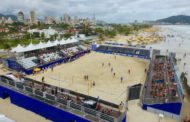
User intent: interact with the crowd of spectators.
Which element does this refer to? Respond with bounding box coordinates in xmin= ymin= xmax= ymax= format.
xmin=18 ymin=43 xmax=88 ymax=69
xmin=24 ymin=77 xmax=121 ymax=118
xmin=149 ymin=56 xmax=179 ymax=103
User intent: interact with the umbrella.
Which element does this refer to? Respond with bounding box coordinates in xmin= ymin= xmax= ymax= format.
xmin=34 ymin=68 xmax=41 ymax=72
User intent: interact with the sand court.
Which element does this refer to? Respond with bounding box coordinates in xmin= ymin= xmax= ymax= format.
xmin=28 ymin=51 xmax=149 ymax=105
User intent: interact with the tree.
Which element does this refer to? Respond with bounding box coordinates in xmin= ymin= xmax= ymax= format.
xmin=41 ymin=32 xmax=45 ymax=39
xmin=63 ymin=33 xmax=72 ymax=39
xmin=3 ymin=44 xmax=11 ymax=51
xmin=54 ymin=33 xmax=58 ymax=39
xmin=32 ymin=32 xmax=40 ymax=38
xmin=99 ymin=34 xmax=104 ymax=41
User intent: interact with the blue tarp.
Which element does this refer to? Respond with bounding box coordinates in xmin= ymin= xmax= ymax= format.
xmin=96 ymin=50 xmax=150 ymax=60
xmin=142 ymin=102 xmax=182 ymax=115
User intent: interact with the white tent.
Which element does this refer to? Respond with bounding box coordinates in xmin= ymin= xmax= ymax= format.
xmin=11 ymin=44 xmax=24 ymax=52
xmin=11 ymin=37 xmax=79 ymax=53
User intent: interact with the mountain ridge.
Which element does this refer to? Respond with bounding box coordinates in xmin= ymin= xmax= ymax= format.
xmin=0 ymin=13 xmax=17 ymax=21
xmin=156 ymin=15 xmax=190 ymax=24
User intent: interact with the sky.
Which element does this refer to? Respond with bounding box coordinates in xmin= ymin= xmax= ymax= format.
xmin=0 ymin=0 xmax=190 ymax=23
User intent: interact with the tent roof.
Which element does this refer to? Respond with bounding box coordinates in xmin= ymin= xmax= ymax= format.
xmin=11 ymin=37 xmax=79 ymax=53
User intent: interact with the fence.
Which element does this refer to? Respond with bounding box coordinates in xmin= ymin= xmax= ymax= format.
xmin=0 ymin=76 xmax=126 ymax=122
xmin=147 ymin=107 xmax=181 ymax=120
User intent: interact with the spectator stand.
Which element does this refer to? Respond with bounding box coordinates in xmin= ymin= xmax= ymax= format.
xmin=6 ymin=42 xmax=90 ymax=75
xmin=94 ymin=44 xmax=151 ymax=60
xmin=0 ymin=74 xmax=126 ymax=122
xmin=141 ymin=54 xmax=182 ymax=120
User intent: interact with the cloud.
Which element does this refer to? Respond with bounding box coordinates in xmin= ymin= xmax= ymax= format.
xmin=0 ymin=0 xmax=190 ymax=23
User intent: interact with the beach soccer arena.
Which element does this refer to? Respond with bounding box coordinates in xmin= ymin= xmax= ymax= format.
xmin=28 ymin=51 xmax=149 ymax=105
xmin=0 ymin=40 xmax=183 ymax=122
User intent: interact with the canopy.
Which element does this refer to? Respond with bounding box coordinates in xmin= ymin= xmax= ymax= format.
xmin=11 ymin=37 xmax=79 ymax=53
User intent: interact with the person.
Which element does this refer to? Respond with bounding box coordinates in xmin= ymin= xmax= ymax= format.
xmin=41 ymin=83 xmax=45 ymax=91
xmin=184 ymin=62 xmax=186 ymax=67
xmin=97 ymin=96 xmax=100 ymax=102
xmin=55 ymin=87 xmax=58 ymax=96
xmin=145 ymin=68 xmax=147 ymax=73
xmin=183 ymin=94 xmax=185 ymax=100
xmin=102 ymin=109 xmax=105 ymax=113
xmin=113 ymin=72 xmax=116 ymax=77
xmin=120 ymin=76 xmax=123 ymax=83
xmin=184 ymin=53 xmax=186 ymax=58
xmin=183 ymin=116 xmax=189 ymax=122
xmin=128 ymin=69 xmax=131 ymax=74
xmin=51 ymin=65 xmax=54 ymax=71
xmin=102 ymin=62 xmax=104 ymax=67
xmin=108 ymin=62 xmax=111 ymax=67
xmin=93 ymin=81 xmax=95 ymax=86
xmin=106 ymin=108 xmax=111 ymax=115
xmin=51 ymin=89 xmax=55 ymax=95
xmin=119 ymin=101 xmax=124 ymax=112
xmin=42 ymin=76 xmax=45 ymax=83
xmin=111 ymin=67 xmax=113 ymax=72
xmin=96 ymin=103 xmax=101 ymax=111
xmin=76 ymin=96 xmax=81 ymax=103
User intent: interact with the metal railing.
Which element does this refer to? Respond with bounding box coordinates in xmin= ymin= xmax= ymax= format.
xmin=0 ymin=78 xmax=125 ymax=122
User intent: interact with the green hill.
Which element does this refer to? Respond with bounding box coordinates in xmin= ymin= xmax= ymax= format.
xmin=156 ymin=15 xmax=190 ymax=24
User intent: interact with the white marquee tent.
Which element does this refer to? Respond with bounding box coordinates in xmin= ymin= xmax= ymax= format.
xmin=11 ymin=37 xmax=79 ymax=53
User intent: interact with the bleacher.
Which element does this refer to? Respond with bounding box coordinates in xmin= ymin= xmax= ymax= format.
xmin=143 ymin=55 xmax=181 ymax=104
xmin=0 ymin=74 xmax=126 ymax=122
xmin=18 ymin=56 xmax=38 ymax=69
xmin=40 ymin=52 xmax=62 ymax=63
xmin=96 ymin=45 xmax=150 ymax=59
xmin=142 ymin=55 xmax=182 ymax=116
xmin=15 ymin=44 xmax=88 ymax=70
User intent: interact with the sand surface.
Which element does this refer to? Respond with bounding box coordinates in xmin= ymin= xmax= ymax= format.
xmin=0 ymin=98 xmax=51 ymax=122
xmin=105 ymin=27 xmax=162 ymax=45
xmin=28 ymin=51 xmax=149 ymax=105
xmin=127 ymin=100 xmax=177 ymax=122
xmin=0 ymin=52 xmax=177 ymax=122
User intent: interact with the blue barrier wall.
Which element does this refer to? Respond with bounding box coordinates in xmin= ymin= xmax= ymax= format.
xmin=0 ymin=85 xmax=90 ymax=122
xmin=122 ymin=116 xmax=126 ymax=122
xmin=7 ymin=50 xmax=90 ymax=75
xmin=91 ymin=44 xmax=97 ymax=51
xmin=7 ymin=59 xmax=25 ymax=72
xmin=142 ymin=102 xmax=182 ymax=115
xmin=96 ymin=50 xmax=150 ymax=60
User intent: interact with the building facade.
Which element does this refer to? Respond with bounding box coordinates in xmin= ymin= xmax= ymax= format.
xmin=29 ymin=10 xmax=37 ymax=25
xmin=17 ymin=11 xmax=24 ymax=23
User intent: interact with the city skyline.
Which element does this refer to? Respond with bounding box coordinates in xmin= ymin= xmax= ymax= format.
xmin=0 ymin=0 xmax=190 ymax=23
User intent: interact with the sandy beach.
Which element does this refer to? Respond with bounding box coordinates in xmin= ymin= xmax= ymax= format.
xmin=0 ymin=98 xmax=51 ymax=122
xmin=106 ymin=27 xmax=163 ymax=45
